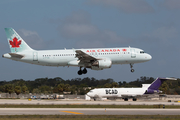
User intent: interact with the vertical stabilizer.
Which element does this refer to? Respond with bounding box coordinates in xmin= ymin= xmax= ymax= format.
xmin=4 ymin=28 xmax=33 ymax=53
xmin=145 ymin=77 xmax=177 ymax=94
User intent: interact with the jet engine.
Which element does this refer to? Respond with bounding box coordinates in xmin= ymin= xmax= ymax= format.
xmin=91 ymin=59 xmax=112 ymax=70
xmin=145 ymin=89 xmax=160 ymax=94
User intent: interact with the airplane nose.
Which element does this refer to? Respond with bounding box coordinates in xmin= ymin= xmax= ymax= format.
xmin=87 ymin=92 xmax=94 ymax=97
xmin=149 ymin=54 xmax=152 ymax=60
xmin=86 ymin=93 xmax=90 ymax=97
xmin=146 ymin=54 xmax=152 ymax=61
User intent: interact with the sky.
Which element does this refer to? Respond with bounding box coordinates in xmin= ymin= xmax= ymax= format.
xmin=0 ymin=0 xmax=180 ymax=82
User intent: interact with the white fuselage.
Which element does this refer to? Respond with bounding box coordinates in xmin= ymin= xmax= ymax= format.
xmin=87 ymin=87 xmax=147 ymax=98
xmin=3 ymin=47 xmax=152 ymax=69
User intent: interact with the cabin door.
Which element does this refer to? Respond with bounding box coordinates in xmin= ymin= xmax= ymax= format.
xmin=131 ymin=49 xmax=136 ymax=58
xmin=33 ymin=52 xmax=38 ymax=61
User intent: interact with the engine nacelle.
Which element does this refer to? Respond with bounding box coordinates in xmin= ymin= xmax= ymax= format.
xmin=145 ymin=89 xmax=160 ymax=94
xmin=91 ymin=59 xmax=112 ymax=70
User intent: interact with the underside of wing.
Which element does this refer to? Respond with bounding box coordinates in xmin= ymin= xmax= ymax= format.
xmin=75 ymin=50 xmax=112 ymax=70
xmin=75 ymin=50 xmax=97 ymax=63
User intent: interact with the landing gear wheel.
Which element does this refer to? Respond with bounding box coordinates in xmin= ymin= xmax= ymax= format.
xmin=131 ymin=69 xmax=134 ymax=73
xmin=77 ymin=67 xmax=88 ymax=75
xmin=78 ymin=67 xmax=83 ymax=75
xmin=78 ymin=70 xmax=82 ymax=75
xmin=82 ymin=68 xmax=87 ymax=74
xmin=124 ymin=98 xmax=128 ymax=101
xmin=132 ymin=98 xmax=137 ymax=101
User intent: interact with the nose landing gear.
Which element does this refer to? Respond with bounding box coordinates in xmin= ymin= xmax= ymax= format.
xmin=130 ymin=63 xmax=135 ymax=73
xmin=77 ymin=67 xmax=87 ymax=75
xmin=131 ymin=69 xmax=134 ymax=73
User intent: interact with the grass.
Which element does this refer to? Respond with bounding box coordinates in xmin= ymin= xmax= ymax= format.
xmin=0 ymin=115 xmax=180 ymax=120
xmin=0 ymin=104 xmax=180 ymax=108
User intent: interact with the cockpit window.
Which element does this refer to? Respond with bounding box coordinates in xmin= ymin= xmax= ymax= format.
xmin=140 ymin=51 xmax=145 ymax=54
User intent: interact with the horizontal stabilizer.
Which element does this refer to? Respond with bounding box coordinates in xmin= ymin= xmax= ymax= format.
xmin=163 ymin=77 xmax=177 ymax=80
xmin=9 ymin=53 xmax=24 ymax=58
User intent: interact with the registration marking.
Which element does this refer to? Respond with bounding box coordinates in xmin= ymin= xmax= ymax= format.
xmin=61 ymin=111 xmax=84 ymax=114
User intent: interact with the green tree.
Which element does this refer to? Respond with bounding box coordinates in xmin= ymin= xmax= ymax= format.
xmin=3 ymin=84 xmax=14 ymax=98
xmin=14 ymin=86 xmax=21 ymax=98
xmin=70 ymin=85 xmax=77 ymax=94
xmin=57 ymin=83 xmax=64 ymax=93
xmin=104 ymin=83 xmax=111 ymax=88
xmin=32 ymin=88 xmax=41 ymax=94
xmin=56 ymin=83 xmax=71 ymax=94
xmin=159 ymin=82 xmax=169 ymax=94
xmin=111 ymin=82 xmax=119 ymax=88
xmin=118 ymin=81 xmax=123 ymax=87
xmin=175 ymin=87 xmax=180 ymax=94
xmin=122 ymin=81 xmax=127 ymax=86
xmin=79 ymin=88 xmax=86 ymax=95
xmin=64 ymin=84 xmax=70 ymax=92
xmin=22 ymin=86 xmax=28 ymax=94
xmin=39 ymin=85 xmax=52 ymax=94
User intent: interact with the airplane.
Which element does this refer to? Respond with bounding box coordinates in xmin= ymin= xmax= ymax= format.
xmin=86 ymin=77 xmax=177 ymax=101
xmin=2 ymin=28 xmax=152 ymax=75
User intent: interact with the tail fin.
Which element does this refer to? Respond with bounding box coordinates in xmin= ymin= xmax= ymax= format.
xmin=4 ymin=28 xmax=33 ymax=53
xmin=145 ymin=77 xmax=177 ymax=94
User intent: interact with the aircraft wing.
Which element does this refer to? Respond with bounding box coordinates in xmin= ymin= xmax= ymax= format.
xmin=75 ymin=50 xmax=98 ymax=63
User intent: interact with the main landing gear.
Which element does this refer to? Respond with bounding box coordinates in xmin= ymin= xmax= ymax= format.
xmin=78 ymin=67 xmax=87 ymax=75
xmin=130 ymin=63 xmax=135 ymax=73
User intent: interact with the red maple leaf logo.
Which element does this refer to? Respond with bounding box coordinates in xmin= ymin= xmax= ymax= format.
xmin=122 ymin=49 xmax=127 ymax=51
xmin=9 ymin=37 xmax=21 ymax=48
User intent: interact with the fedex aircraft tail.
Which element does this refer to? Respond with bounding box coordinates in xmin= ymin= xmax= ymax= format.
xmin=4 ymin=28 xmax=33 ymax=53
xmin=145 ymin=77 xmax=177 ymax=94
